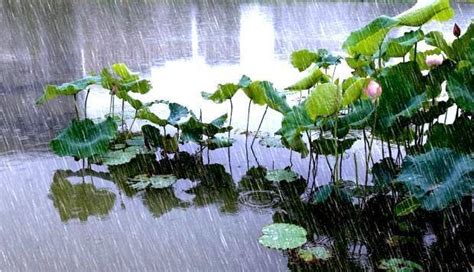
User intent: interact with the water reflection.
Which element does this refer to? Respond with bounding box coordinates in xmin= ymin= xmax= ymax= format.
xmin=49 ymin=171 xmax=116 ymax=222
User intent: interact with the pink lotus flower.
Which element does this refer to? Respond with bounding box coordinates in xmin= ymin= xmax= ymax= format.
xmin=426 ymin=54 xmax=444 ymax=67
xmin=364 ymin=80 xmax=382 ymax=100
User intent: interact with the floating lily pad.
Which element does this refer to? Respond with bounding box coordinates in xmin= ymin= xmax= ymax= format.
xmin=265 ymin=169 xmax=298 ymax=183
xmin=378 ymin=258 xmax=423 ymax=271
xmin=298 ymin=246 xmax=332 ymax=262
xmin=96 ymin=146 xmax=147 ymax=166
xmin=259 ymin=223 xmax=307 ymax=250
xmin=258 ymin=135 xmax=284 ymax=148
xmin=129 ymin=174 xmax=178 ymax=190
xmin=50 ymin=117 xmax=118 ymax=158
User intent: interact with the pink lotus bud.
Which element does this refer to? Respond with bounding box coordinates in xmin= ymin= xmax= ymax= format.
xmin=364 ymin=80 xmax=382 ymax=99
xmin=425 ymin=54 xmax=443 ymax=67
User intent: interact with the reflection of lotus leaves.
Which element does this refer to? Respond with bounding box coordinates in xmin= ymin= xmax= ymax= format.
xmin=49 ymin=172 xmax=116 ymax=222
xmin=143 ymin=189 xmax=185 ymax=218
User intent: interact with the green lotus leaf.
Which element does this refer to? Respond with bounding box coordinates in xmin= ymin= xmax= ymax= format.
xmin=167 ymin=102 xmax=191 ymax=125
xmin=94 ymin=146 xmax=148 ymax=166
xmin=298 ymin=246 xmax=332 ymax=262
xmin=281 ymin=134 xmax=309 ymax=158
xmin=112 ymin=63 xmax=139 ymax=81
xmin=311 ymin=137 xmax=356 ymax=156
xmin=260 ymin=81 xmax=291 ymax=114
xmin=376 ymin=62 xmax=426 ymax=130
xmin=129 ymin=174 xmax=178 ymax=190
xmin=205 ymin=136 xmax=234 ymax=150
xmin=372 ymin=158 xmax=398 ymax=188
xmin=242 ymin=81 xmax=267 ymax=105
xmin=286 ymin=67 xmax=330 ymax=91
xmin=136 ymin=107 xmax=168 ymax=126
xmin=279 ymin=105 xmax=314 ymax=143
xmin=395 ymin=197 xmax=421 ymax=217
xmin=378 ymin=258 xmax=423 ymax=271
xmin=258 ymin=223 xmax=307 ymax=250
xmin=265 ymin=169 xmax=298 ymax=183
xmin=179 ymin=114 xmax=231 ymax=143
xmin=342 ymin=78 xmax=370 ymax=106
xmin=36 ymin=75 xmax=101 ymax=105
xmin=446 ymin=70 xmax=474 ymax=113
xmin=397 ymin=148 xmax=474 ymax=211
xmin=50 ymin=172 xmax=116 ymax=222
xmin=314 ymin=49 xmax=342 ymax=69
xmin=425 ymin=31 xmax=454 ymax=59
xmin=290 ymin=49 xmax=318 ymax=72
xmin=396 ymin=0 xmax=454 ymax=27
xmin=115 ymin=89 xmax=144 ymax=110
xmin=120 ymin=79 xmax=152 ymax=94
xmin=426 ymin=116 xmax=474 ymax=153
xmin=50 ymin=117 xmax=118 ymax=158
xmin=304 ymin=83 xmax=341 ymax=121
xmin=378 ymin=30 xmax=424 ymax=59
xmin=201 ymin=83 xmax=240 ymax=103
xmin=342 ymin=16 xmax=400 ymax=56
xmin=312 ymin=184 xmax=333 ymax=204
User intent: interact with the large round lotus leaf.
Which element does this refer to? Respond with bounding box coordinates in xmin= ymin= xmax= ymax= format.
xmin=286 ymin=67 xmax=329 ymax=91
xmin=396 ymin=0 xmax=453 ymax=27
xmin=397 ymin=148 xmax=474 ymax=211
xmin=342 ymin=78 xmax=370 ymax=106
xmin=259 ymin=223 xmax=307 ymax=250
xmin=129 ymin=174 xmax=177 ymax=190
xmin=201 ymin=83 xmax=240 ymax=103
xmin=265 ymin=169 xmax=298 ymax=183
xmin=36 ymin=76 xmax=101 ymax=105
xmin=446 ymin=70 xmax=474 ymax=113
xmin=290 ymin=49 xmax=318 ymax=72
xmin=342 ymin=16 xmax=400 ymax=56
xmin=243 ymin=81 xmax=266 ymax=105
xmin=304 ymin=83 xmax=341 ymax=121
xmin=50 ymin=117 xmax=118 ymax=158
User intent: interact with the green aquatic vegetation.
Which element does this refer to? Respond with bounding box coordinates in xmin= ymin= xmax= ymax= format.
xmin=50 ymin=117 xmax=118 ymax=158
xmin=286 ymin=67 xmax=330 ymax=91
xmin=395 ymin=0 xmax=453 ymax=27
xmin=446 ymin=69 xmax=474 ymax=113
xmin=304 ymin=83 xmax=341 ymax=121
xmin=394 ymin=197 xmax=421 ymax=217
xmin=128 ymin=174 xmax=178 ymax=190
xmin=377 ymin=30 xmax=425 ymax=60
xmin=311 ymin=137 xmax=356 ymax=156
xmin=93 ymin=146 xmax=149 ymax=166
xmin=265 ymin=169 xmax=299 ymax=183
xmin=343 ymin=16 xmax=400 ymax=56
xmin=36 ymin=75 xmax=101 ymax=106
xmin=297 ymin=246 xmax=332 ymax=262
xmin=425 ymin=115 xmax=474 ymax=153
xmin=378 ymin=258 xmax=423 ymax=271
xmin=397 ymin=148 xmax=474 ymax=211
xmin=258 ymin=223 xmax=307 ymax=250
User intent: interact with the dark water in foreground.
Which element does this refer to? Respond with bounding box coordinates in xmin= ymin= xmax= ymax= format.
xmin=0 ymin=1 xmax=473 ymax=271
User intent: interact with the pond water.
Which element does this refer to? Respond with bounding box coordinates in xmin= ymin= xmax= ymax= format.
xmin=1 ymin=1 xmax=473 ymax=271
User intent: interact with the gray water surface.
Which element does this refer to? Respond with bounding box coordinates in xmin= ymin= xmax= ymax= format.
xmin=1 ymin=1 xmax=473 ymax=271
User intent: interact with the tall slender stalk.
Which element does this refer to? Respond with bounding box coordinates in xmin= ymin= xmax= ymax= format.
xmin=73 ymin=94 xmax=80 ymax=119
xmin=228 ymin=98 xmax=233 ymax=139
xmin=121 ymin=99 xmax=125 ymax=131
xmin=84 ymin=89 xmax=90 ymax=119
xmin=251 ymin=105 xmax=269 ymax=147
